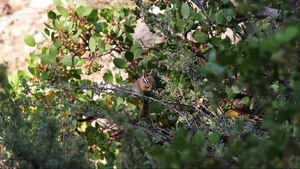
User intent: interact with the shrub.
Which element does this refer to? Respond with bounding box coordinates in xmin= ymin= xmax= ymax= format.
xmin=1 ymin=0 xmax=300 ymax=168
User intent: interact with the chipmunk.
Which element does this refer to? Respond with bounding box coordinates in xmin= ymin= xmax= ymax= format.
xmin=133 ymin=70 xmax=156 ymax=117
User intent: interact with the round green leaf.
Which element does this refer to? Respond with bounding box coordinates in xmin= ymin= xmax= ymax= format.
xmin=49 ymin=45 xmax=58 ymax=57
xmin=53 ymin=0 xmax=63 ymax=6
xmin=56 ymin=6 xmax=69 ymax=17
xmin=48 ymin=11 xmax=57 ymax=19
xmin=242 ymin=96 xmax=250 ymax=104
xmin=103 ymin=71 xmax=113 ymax=83
xmin=195 ymin=131 xmax=205 ymax=146
xmin=181 ymin=3 xmax=190 ymax=19
xmin=215 ymin=10 xmax=224 ymax=24
xmin=113 ymin=58 xmax=127 ymax=69
xmin=76 ymin=6 xmax=93 ymax=18
xmin=62 ymin=55 xmax=78 ymax=67
xmin=124 ymin=51 xmax=134 ymax=62
xmin=193 ymin=31 xmax=208 ymax=43
xmin=89 ymin=36 xmax=97 ymax=52
xmin=131 ymin=43 xmax=143 ymax=59
xmin=40 ymin=54 xmax=56 ymax=65
xmin=24 ymin=35 xmax=36 ymax=47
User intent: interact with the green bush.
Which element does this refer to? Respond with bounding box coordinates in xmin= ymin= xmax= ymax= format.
xmin=1 ymin=0 xmax=300 ymax=168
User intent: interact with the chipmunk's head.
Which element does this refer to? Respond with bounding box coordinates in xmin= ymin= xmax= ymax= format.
xmin=133 ymin=70 xmax=156 ymax=94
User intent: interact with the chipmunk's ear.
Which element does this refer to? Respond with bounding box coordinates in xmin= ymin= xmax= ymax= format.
xmin=145 ymin=69 xmax=154 ymax=76
xmin=149 ymin=69 xmax=154 ymax=74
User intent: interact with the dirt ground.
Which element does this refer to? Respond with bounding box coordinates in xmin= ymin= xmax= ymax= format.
xmin=0 ymin=0 xmax=138 ymax=78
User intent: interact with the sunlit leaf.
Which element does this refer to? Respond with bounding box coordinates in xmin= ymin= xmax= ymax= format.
xmin=103 ymin=71 xmax=113 ymax=83
xmin=56 ymin=6 xmax=69 ymax=17
xmin=40 ymin=54 xmax=56 ymax=65
xmin=131 ymin=43 xmax=143 ymax=59
xmin=24 ymin=35 xmax=36 ymax=47
xmin=76 ymin=6 xmax=93 ymax=18
xmin=242 ymin=97 xmax=249 ymax=104
xmin=98 ymin=39 xmax=105 ymax=55
xmin=226 ymin=110 xmax=239 ymax=118
xmin=49 ymin=45 xmax=58 ymax=57
xmin=89 ymin=36 xmax=97 ymax=52
xmin=62 ymin=55 xmax=78 ymax=66
xmin=53 ymin=0 xmax=63 ymax=6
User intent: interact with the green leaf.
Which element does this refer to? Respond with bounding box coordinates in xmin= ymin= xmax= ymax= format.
xmin=113 ymin=58 xmax=127 ymax=69
xmin=124 ymin=51 xmax=134 ymax=62
xmin=261 ymin=39 xmax=279 ymax=52
xmin=202 ymin=62 xmax=224 ymax=76
xmin=39 ymin=45 xmax=58 ymax=65
xmin=56 ymin=6 xmax=69 ymax=17
xmin=231 ymin=85 xmax=242 ymax=94
xmin=53 ymin=0 xmax=63 ymax=6
xmin=24 ymin=35 xmax=36 ymax=47
xmin=208 ymin=132 xmax=220 ymax=144
xmin=48 ymin=11 xmax=57 ymax=19
xmin=9 ymin=72 xmax=19 ymax=88
xmin=40 ymin=54 xmax=56 ymax=65
xmin=175 ymin=19 xmax=184 ymax=32
xmin=89 ymin=36 xmax=97 ymax=52
xmin=214 ymin=10 xmax=224 ymax=24
xmin=95 ymin=22 xmax=103 ymax=33
xmin=54 ymin=41 xmax=62 ymax=48
xmin=62 ymin=55 xmax=78 ymax=67
xmin=131 ymin=43 xmax=143 ymax=59
xmin=208 ymin=48 xmax=217 ymax=62
xmin=103 ymin=71 xmax=113 ymax=83
xmin=210 ymin=37 xmax=222 ymax=46
xmin=17 ymin=70 xmax=32 ymax=80
xmin=28 ymin=66 xmax=39 ymax=76
xmin=49 ymin=45 xmax=58 ymax=57
xmin=195 ymin=131 xmax=205 ymax=146
xmin=222 ymin=0 xmax=230 ymax=4
xmin=44 ymin=28 xmax=50 ymax=36
xmin=63 ymin=21 xmax=74 ymax=32
xmin=124 ymin=24 xmax=134 ymax=33
xmin=193 ymin=31 xmax=208 ymax=43
xmin=149 ymin=103 xmax=164 ymax=114
xmin=181 ymin=3 xmax=190 ymax=19
xmin=98 ymin=39 xmax=105 ymax=55
xmin=275 ymin=25 xmax=299 ymax=42
xmin=41 ymin=71 xmax=48 ymax=80
xmin=53 ymin=19 xmax=63 ymax=29
xmin=242 ymin=96 xmax=249 ymax=104
xmin=76 ymin=6 xmax=93 ymax=18
xmin=88 ymin=9 xmax=98 ymax=20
